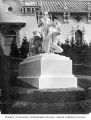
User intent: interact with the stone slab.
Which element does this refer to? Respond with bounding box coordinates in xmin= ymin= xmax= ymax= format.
xmin=19 ymin=75 xmax=77 ymax=89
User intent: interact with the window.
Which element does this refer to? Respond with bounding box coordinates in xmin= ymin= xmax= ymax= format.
xmin=21 ymin=7 xmax=35 ymax=15
xmin=88 ymin=13 xmax=91 ymax=21
xmin=64 ymin=12 xmax=70 ymax=23
xmin=3 ymin=30 xmax=16 ymax=55
xmin=74 ymin=15 xmax=83 ymax=22
xmin=8 ymin=7 xmax=13 ymax=12
xmin=32 ymin=8 xmax=34 ymax=14
xmin=75 ymin=30 xmax=82 ymax=45
xmin=27 ymin=8 xmax=30 ymax=15
xmin=21 ymin=7 xmax=25 ymax=14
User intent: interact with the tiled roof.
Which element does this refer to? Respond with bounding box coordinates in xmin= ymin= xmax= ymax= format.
xmin=22 ymin=0 xmax=91 ymax=13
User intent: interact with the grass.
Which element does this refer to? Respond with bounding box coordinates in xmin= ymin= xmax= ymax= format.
xmin=9 ymin=101 xmax=89 ymax=114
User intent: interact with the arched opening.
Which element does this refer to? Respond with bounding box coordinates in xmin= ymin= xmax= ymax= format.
xmin=75 ymin=30 xmax=82 ymax=45
xmin=2 ymin=29 xmax=16 ymax=56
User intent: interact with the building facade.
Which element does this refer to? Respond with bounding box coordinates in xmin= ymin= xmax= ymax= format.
xmin=0 ymin=0 xmax=91 ymax=56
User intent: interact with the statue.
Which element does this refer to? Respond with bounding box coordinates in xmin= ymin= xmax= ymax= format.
xmin=38 ymin=11 xmax=63 ymax=54
xmin=18 ymin=12 xmax=77 ymax=89
xmin=29 ymin=31 xmax=42 ymax=56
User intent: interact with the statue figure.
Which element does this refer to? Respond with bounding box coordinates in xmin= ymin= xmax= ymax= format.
xmin=38 ymin=11 xmax=63 ymax=54
xmin=29 ymin=31 xmax=42 ymax=56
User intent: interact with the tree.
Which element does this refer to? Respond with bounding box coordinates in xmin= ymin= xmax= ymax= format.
xmin=60 ymin=37 xmax=90 ymax=64
xmin=10 ymin=37 xmax=20 ymax=58
xmin=20 ymin=37 xmax=29 ymax=58
xmin=0 ymin=34 xmax=11 ymax=110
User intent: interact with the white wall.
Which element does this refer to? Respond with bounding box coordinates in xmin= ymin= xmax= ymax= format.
xmin=0 ymin=0 xmax=38 ymax=44
xmin=1 ymin=0 xmax=91 ymax=44
xmin=0 ymin=0 xmax=25 ymax=23
xmin=57 ymin=15 xmax=91 ymax=43
xmin=19 ymin=15 xmax=38 ymax=43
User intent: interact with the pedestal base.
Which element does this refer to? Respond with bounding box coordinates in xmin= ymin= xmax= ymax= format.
xmin=18 ymin=53 xmax=77 ymax=89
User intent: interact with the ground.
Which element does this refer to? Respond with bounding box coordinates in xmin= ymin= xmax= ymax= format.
xmin=0 ymin=56 xmax=91 ymax=114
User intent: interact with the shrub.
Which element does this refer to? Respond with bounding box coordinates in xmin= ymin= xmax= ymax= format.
xmin=20 ymin=37 xmax=29 ymax=58
xmin=10 ymin=38 xmax=20 ymax=58
xmin=60 ymin=38 xmax=89 ymax=64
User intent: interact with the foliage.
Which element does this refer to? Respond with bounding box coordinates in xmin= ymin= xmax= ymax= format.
xmin=60 ymin=38 xmax=90 ymax=64
xmin=0 ymin=33 xmax=5 ymax=56
xmin=20 ymin=37 xmax=29 ymax=58
xmin=10 ymin=35 xmax=43 ymax=58
xmin=10 ymin=38 xmax=20 ymax=58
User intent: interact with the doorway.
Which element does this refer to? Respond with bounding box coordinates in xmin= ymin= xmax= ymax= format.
xmin=3 ymin=29 xmax=16 ymax=56
xmin=75 ymin=30 xmax=82 ymax=45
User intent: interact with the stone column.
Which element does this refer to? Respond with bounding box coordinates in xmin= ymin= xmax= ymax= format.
xmin=0 ymin=33 xmax=11 ymax=113
xmin=25 ymin=8 xmax=27 ymax=15
xmin=49 ymin=13 xmax=52 ymax=20
xmin=64 ymin=12 xmax=69 ymax=23
xmin=15 ymin=29 xmax=21 ymax=48
xmin=82 ymin=27 xmax=86 ymax=42
xmin=37 ymin=12 xmax=40 ymax=23
xmin=0 ymin=32 xmax=5 ymax=54
xmin=33 ymin=8 xmax=35 ymax=15
xmin=0 ymin=0 xmax=2 ymax=5
xmin=71 ymin=27 xmax=75 ymax=41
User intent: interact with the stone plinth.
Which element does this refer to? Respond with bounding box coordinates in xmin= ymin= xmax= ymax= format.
xmin=18 ymin=53 xmax=77 ymax=89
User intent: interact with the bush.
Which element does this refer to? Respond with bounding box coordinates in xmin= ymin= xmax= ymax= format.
xmin=10 ymin=38 xmax=20 ymax=58
xmin=60 ymin=38 xmax=89 ymax=64
xmin=20 ymin=37 xmax=29 ymax=58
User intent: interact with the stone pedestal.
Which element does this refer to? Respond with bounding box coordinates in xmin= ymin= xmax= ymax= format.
xmin=18 ymin=53 xmax=77 ymax=89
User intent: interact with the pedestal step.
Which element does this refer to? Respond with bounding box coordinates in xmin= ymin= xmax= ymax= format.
xmin=19 ymin=75 xmax=77 ymax=89
xmin=5 ymin=87 xmax=90 ymax=114
xmin=10 ymin=87 xmax=85 ymax=103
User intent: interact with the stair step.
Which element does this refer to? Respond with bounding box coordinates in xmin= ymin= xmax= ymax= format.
xmin=10 ymin=87 xmax=86 ymax=103
xmin=2 ymin=87 xmax=91 ymax=114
